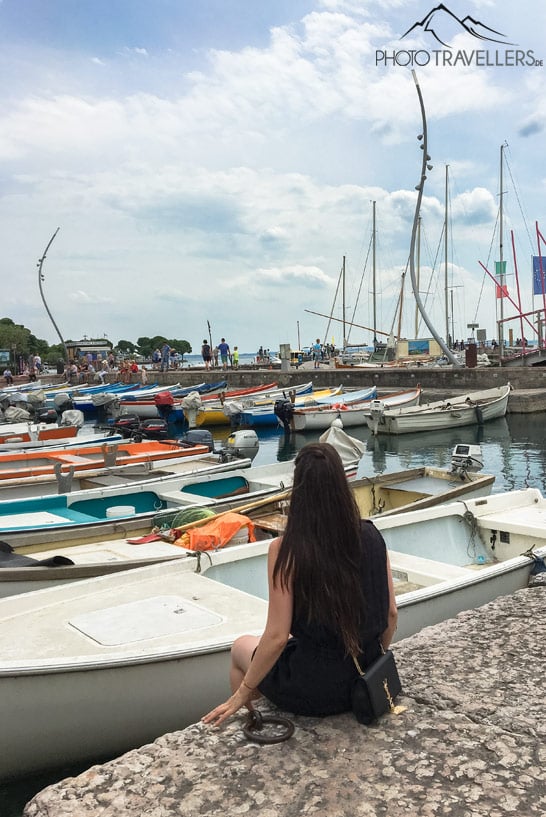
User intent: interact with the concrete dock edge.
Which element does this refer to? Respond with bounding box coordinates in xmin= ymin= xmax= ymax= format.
xmin=23 ymin=585 xmax=546 ymax=816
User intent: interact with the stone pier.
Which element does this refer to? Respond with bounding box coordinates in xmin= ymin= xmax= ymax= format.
xmin=24 ymin=585 xmax=546 ymax=816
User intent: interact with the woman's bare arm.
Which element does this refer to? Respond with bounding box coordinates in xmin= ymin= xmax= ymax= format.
xmin=380 ymin=551 xmax=398 ymax=650
xmin=202 ymin=537 xmax=293 ymax=727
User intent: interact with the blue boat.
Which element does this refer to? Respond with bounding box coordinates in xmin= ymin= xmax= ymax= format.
xmin=241 ymin=386 xmax=377 ymax=427
xmin=0 ymin=461 xmax=296 ymax=540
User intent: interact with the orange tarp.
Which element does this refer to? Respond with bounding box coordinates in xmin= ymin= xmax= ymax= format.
xmin=173 ymin=512 xmax=256 ymax=551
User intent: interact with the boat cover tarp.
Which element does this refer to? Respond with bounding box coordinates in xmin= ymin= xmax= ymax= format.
xmin=173 ymin=512 xmax=256 ymax=551
xmin=319 ymin=423 xmax=366 ymax=465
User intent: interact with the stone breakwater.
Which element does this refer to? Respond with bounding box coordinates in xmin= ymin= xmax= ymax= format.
xmin=24 ymin=586 xmax=546 ymax=816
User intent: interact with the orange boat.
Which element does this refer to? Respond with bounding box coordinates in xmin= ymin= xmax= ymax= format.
xmin=0 ymin=425 xmax=79 ymax=446
xmin=0 ymin=439 xmax=210 ymax=482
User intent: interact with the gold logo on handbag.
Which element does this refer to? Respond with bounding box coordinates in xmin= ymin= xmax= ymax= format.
xmin=351 ymin=646 xmax=405 ymax=724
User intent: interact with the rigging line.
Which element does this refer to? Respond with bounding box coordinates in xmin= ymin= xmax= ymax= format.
xmin=350 ymin=235 xmax=373 ymax=331
xmin=416 ymin=225 xmax=443 ymax=336
xmin=473 ymin=209 xmax=500 ymax=322
xmin=324 ymin=261 xmax=344 ymax=344
xmin=503 ymin=151 xmax=534 ymax=250
xmin=396 ymin=256 xmax=411 ymax=339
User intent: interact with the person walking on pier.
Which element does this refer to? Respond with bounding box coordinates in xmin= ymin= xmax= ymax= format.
xmin=218 ymin=338 xmax=230 ymax=370
xmin=312 ymin=339 xmax=322 ymax=368
xmin=201 ymin=340 xmax=212 ymax=369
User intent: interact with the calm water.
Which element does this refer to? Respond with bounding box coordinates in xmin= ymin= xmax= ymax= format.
xmin=3 ymin=412 xmax=545 ymax=814
xmin=212 ymin=413 xmax=545 ymax=495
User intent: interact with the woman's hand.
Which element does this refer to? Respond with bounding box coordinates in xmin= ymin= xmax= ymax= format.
xmin=202 ymin=684 xmax=261 ymax=728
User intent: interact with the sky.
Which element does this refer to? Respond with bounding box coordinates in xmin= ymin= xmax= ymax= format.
xmin=1 ymin=0 xmax=545 ymax=354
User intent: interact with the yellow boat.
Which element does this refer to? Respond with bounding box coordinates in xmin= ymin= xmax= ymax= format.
xmin=195 ymin=386 xmax=343 ymax=427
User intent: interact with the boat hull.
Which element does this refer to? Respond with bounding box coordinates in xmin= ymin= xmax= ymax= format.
xmin=292 ymin=388 xmax=421 ymax=432
xmin=0 ymin=464 xmax=493 ymax=596
xmin=367 ymin=386 xmax=510 ymax=435
xmin=0 ymin=487 xmax=544 ymax=781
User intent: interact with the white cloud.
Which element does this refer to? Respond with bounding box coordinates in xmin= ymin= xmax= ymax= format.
xmin=0 ymin=0 xmax=542 ymax=349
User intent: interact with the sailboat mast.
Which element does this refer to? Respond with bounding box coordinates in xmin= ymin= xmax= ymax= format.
xmin=498 ymin=143 xmax=505 ymax=349
xmin=444 ymin=165 xmax=449 ymax=344
xmin=342 ymin=255 xmax=346 ymax=349
xmin=372 ymin=201 xmax=377 ymax=346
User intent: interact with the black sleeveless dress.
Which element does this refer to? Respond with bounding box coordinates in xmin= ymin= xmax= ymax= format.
xmin=258 ymin=520 xmax=390 ymax=717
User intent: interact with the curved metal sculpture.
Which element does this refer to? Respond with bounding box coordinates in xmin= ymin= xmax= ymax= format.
xmin=409 ymin=71 xmax=461 ymax=367
xmin=37 ymin=227 xmax=69 ymax=364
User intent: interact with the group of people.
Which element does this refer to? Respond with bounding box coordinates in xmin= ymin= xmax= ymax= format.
xmin=65 ymin=351 xmax=117 ymax=384
xmin=151 ymin=344 xmax=187 ymax=371
xmin=201 ymin=339 xmax=239 ymax=370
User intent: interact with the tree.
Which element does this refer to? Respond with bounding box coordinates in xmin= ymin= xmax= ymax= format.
xmin=0 ymin=318 xmax=32 ymax=364
xmin=169 ymin=339 xmax=192 ymax=359
xmin=136 ymin=337 xmax=154 ymax=358
xmin=115 ymin=340 xmax=137 ymax=355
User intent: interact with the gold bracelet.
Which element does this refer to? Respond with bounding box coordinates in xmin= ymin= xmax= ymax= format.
xmin=241 ymin=679 xmax=256 ymax=691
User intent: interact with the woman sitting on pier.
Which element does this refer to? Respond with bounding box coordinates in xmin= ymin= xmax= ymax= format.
xmin=203 ymin=443 xmax=398 ymax=727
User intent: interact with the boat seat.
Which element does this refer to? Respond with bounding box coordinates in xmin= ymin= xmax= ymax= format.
xmin=49 ymin=455 xmax=93 ymax=465
xmin=476 ymin=506 xmax=546 ymax=537
xmin=180 ymin=475 xmax=249 ymax=498
xmin=2 ymin=508 xmax=102 ymax=529
xmin=155 ymin=490 xmax=216 ymax=506
xmin=53 ymin=509 xmax=108 ymax=524
xmin=251 ymin=512 xmax=288 ymax=533
xmin=389 ymin=549 xmax=475 ymax=587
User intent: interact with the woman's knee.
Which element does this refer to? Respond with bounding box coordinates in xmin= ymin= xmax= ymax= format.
xmin=231 ymin=635 xmax=259 ymax=669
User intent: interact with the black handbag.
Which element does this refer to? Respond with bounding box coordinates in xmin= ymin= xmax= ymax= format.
xmin=351 ymin=646 xmax=402 ymax=725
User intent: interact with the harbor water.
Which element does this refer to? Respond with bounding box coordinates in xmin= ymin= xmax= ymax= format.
xmin=211 ymin=412 xmax=545 ymax=495
xmin=2 ymin=411 xmax=545 ymax=815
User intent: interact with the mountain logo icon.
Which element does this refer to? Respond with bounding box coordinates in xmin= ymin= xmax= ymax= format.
xmin=401 ymin=4 xmax=516 ymax=48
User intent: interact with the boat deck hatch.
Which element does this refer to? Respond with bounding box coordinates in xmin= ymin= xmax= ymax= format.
xmin=68 ymin=595 xmax=223 ymax=646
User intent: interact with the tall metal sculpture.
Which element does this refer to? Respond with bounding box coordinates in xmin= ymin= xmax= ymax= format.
xmin=37 ymin=227 xmax=69 ymax=365
xmin=409 ymin=71 xmax=461 ymax=367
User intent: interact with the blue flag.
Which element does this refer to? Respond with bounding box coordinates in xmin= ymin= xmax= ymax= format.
xmin=533 ymin=257 xmax=546 ymax=295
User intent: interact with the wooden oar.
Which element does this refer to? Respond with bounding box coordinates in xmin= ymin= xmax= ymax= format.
xmin=171 ymin=487 xmax=293 ymax=534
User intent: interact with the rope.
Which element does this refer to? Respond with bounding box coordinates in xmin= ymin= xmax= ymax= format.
xmin=462 ymin=505 xmax=482 ymax=561
xmin=191 ymin=550 xmax=213 ymax=574
xmin=243 ymin=710 xmax=295 ymax=744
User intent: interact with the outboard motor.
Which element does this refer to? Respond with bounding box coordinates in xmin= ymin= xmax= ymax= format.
xmin=54 ymin=392 xmax=74 ymax=416
xmin=451 ymin=444 xmax=484 ymax=478
xmin=112 ymin=413 xmax=141 ymax=438
xmin=59 ymin=409 xmax=85 ymax=429
xmin=367 ymin=399 xmax=386 ymax=436
xmin=180 ymin=428 xmax=215 ymax=452
xmin=180 ymin=391 xmax=203 ymax=429
xmin=3 ymin=405 xmax=32 ymax=423
xmin=27 ymin=390 xmax=46 ymax=417
xmin=91 ymin=393 xmax=120 ymax=424
xmin=34 ymin=408 xmax=60 ymax=425
xmin=7 ymin=392 xmax=31 ymax=411
xmin=0 ymin=392 xmax=11 ymax=415
xmin=222 ymin=400 xmax=244 ymax=431
xmin=224 ymin=429 xmax=259 ymax=461
xmin=133 ymin=418 xmax=169 ymax=441
xmin=274 ymin=399 xmax=295 ymax=433
xmin=154 ymin=390 xmax=175 ymax=421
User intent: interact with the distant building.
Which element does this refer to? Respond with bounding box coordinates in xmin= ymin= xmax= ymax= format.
xmin=66 ymin=339 xmax=112 ymax=363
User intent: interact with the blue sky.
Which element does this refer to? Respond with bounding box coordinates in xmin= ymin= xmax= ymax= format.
xmin=1 ymin=0 xmax=545 ymax=353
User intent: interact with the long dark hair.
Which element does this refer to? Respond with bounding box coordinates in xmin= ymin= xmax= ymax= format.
xmin=273 ymin=442 xmax=364 ymax=656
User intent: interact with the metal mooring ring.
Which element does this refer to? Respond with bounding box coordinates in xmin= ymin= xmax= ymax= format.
xmin=243 ymin=709 xmax=295 ymax=744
